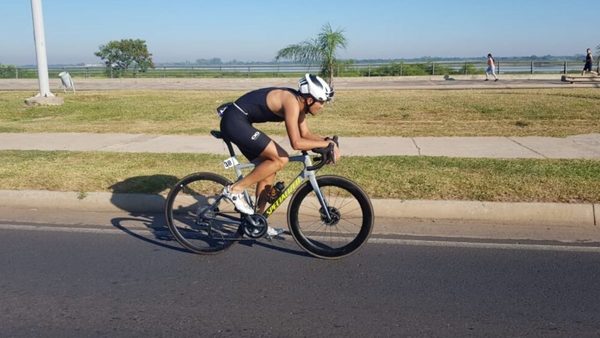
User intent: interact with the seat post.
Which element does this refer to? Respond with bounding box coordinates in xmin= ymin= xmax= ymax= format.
xmin=210 ymin=130 xmax=236 ymax=156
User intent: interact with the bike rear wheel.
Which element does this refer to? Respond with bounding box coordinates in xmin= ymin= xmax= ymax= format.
xmin=165 ymin=172 xmax=242 ymax=254
xmin=287 ymin=175 xmax=374 ymax=259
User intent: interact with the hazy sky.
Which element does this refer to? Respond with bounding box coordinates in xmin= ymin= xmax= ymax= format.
xmin=1 ymin=0 xmax=598 ymax=65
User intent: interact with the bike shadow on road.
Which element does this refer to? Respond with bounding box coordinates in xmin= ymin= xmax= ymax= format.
xmin=108 ymin=175 xmax=310 ymax=258
xmin=108 ymin=174 xmax=186 ymax=252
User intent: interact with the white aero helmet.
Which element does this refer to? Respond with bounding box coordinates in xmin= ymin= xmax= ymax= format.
xmin=298 ymin=74 xmax=334 ymax=102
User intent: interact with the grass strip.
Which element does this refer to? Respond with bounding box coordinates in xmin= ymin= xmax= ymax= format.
xmin=1 ymin=150 xmax=598 ymax=203
xmin=1 ymin=88 xmax=599 ymax=136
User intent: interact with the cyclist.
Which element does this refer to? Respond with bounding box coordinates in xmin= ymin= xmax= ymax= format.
xmin=219 ymin=74 xmax=340 ymax=230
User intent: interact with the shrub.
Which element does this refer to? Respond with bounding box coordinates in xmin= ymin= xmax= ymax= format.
xmin=0 ymin=64 xmax=17 ymax=78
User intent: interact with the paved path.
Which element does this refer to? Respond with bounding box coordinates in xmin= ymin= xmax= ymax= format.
xmin=1 ymin=132 xmax=599 ymax=159
xmin=2 ymin=75 xmax=599 ymax=92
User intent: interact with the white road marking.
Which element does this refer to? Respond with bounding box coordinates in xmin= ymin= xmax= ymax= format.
xmin=368 ymin=238 xmax=600 ymax=253
xmin=2 ymin=223 xmax=599 ymax=253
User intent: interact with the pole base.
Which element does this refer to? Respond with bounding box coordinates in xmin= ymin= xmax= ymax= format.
xmin=25 ymin=95 xmax=64 ymax=106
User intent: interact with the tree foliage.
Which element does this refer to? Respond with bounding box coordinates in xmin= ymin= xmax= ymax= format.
xmin=276 ymin=23 xmax=347 ymax=86
xmin=0 ymin=64 xmax=17 ymax=79
xmin=94 ymin=39 xmax=154 ymax=77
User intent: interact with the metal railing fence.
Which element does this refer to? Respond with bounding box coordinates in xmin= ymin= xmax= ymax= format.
xmin=1 ymin=60 xmax=598 ymax=79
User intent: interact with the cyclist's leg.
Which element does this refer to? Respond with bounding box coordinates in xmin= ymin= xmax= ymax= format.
xmin=230 ymin=140 xmax=289 ymax=198
xmin=221 ymin=113 xmax=284 ymax=186
xmin=221 ymin=113 xmax=289 ymax=207
xmin=256 ymin=172 xmax=276 ymax=214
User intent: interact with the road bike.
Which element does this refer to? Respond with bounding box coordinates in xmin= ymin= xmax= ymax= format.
xmin=164 ymin=130 xmax=374 ymax=259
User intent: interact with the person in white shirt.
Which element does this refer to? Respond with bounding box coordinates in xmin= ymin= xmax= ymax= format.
xmin=485 ymin=53 xmax=498 ymax=81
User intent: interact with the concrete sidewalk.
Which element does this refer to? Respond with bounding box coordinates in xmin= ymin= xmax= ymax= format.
xmin=1 ymin=132 xmax=600 ymax=159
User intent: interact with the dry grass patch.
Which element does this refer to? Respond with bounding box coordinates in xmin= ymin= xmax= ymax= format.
xmin=1 ymin=88 xmax=599 ymax=136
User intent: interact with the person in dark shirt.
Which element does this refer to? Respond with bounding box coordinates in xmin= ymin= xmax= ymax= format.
xmin=582 ymin=48 xmax=594 ymax=75
xmin=219 ymin=74 xmax=339 ymax=223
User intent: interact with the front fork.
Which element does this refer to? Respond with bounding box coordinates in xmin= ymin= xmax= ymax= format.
xmin=307 ymin=171 xmax=332 ymax=221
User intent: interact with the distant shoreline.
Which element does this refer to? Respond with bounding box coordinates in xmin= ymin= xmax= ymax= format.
xmin=7 ymin=55 xmax=591 ymax=68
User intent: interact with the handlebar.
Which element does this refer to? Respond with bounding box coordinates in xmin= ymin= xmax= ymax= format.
xmin=306 ymin=136 xmax=338 ymax=171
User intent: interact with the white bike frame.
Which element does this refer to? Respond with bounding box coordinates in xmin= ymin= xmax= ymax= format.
xmin=223 ymin=152 xmax=332 ymax=219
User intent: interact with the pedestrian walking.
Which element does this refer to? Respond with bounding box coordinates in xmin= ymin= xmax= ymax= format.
xmin=485 ymin=53 xmax=498 ymax=81
xmin=581 ymin=48 xmax=594 ymax=75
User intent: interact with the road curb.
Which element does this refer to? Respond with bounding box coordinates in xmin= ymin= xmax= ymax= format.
xmin=1 ymin=190 xmax=597 ymax=227
xmin=375 ymin=199 xmax=597 ymax=226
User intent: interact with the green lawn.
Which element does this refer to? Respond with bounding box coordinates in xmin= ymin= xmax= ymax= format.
xmin=1 ymin=150 xmax=598 ymax=203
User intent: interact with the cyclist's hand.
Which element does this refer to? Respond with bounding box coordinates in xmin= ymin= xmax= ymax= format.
xmin=325 ymin=136 xmax=340 ymax=164
xmin=332 ymin=143 xmax=340 ymax=164
xmin=325 ymin=141 xmax=339 ymax=164
xmin=325 ymin=136 xmax=339 ymax=147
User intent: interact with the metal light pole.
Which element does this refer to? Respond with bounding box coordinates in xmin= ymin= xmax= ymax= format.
xmin=26 ymin=0 xmax=63 ymax=105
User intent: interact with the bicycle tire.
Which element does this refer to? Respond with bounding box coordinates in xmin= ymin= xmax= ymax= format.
xmin=165 ymin=172 xmax=242 ymax=254
xmin=287 ymin=175 xmax=374 ymax=259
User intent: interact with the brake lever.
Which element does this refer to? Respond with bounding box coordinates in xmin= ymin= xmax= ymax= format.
xmin=308 ymin=143 xmax=334 ymax=170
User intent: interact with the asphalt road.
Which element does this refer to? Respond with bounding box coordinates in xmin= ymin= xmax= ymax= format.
xmin=1 ymin=222 xmax=600 ymax=337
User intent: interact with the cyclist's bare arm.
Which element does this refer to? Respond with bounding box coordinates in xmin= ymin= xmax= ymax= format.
xmin=297 ymin=114 xmax=340 ymax=161
xmin=276 ymin=91 xmax=332 ymax=151
xmin=297 ymin=114 xmax=326 ymax=141
xmin=266 ymin=89 xmax=339 ymax=160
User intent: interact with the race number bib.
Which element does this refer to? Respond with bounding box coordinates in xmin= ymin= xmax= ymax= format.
xmin=223 ymin=156 xmax=239 ymax=169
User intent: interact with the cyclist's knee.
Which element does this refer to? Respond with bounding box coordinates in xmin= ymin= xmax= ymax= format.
xmin=273 ymin=156 xmax=288 ymax=171
xmin=260 ymin=141 xmax=288 ymax=170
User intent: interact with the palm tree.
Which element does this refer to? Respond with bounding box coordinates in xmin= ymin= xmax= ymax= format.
xmin=276 ymin=23 xmax=347 ymax=86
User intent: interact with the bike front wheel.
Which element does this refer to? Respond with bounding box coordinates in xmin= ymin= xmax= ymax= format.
xmin=165 ymin=172 xmax=242 ymax=254
xmin=287 ymin=175 xmax=374 ymax=259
